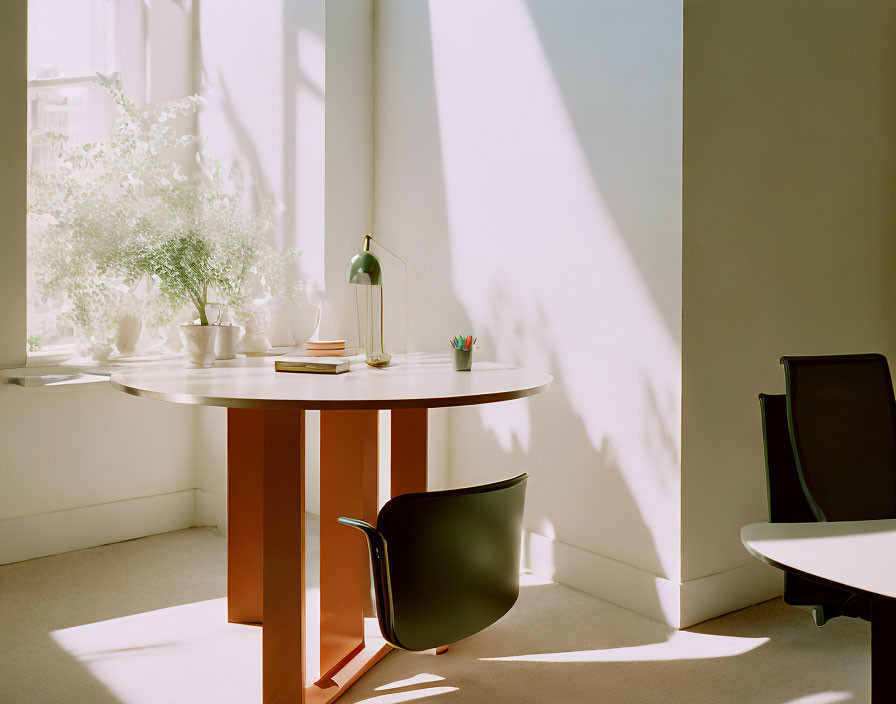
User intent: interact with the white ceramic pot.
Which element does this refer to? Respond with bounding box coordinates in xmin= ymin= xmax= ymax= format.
xmin=214 ymin=324 xmax=240 ymax=360
xmin=180 ymin=324 xmax=218 ymax=368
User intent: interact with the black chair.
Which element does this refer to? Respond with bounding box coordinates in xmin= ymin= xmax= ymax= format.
xmin=760 ymin=352 xmax=896 ymax=624
xmin=759 ymin=393 xmax=861 ymax=625
xmin=781 ymin=354 xmax=896 ymax=522
xmin=338 ymin=473 xmax=527 ymax=652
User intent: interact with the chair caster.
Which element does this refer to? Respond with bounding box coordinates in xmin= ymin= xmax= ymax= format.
xmin=812 ymin=605 xmax=829 ymax=627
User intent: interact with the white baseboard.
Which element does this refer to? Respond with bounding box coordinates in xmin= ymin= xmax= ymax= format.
xmin=522 ymin=531 xmax=785 ymax=629
xmin=522 ymin=530 xmax=682 ymax=627
xmin=679 ymin=560 xmax=784 ymax=628
xmin=0 ymin=490 xmax=196 ymax=565
xmin=194 ymin=489 xmax=227 ymax=534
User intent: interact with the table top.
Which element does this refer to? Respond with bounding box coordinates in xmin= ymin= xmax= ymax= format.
xmin=110 ymin=353 xmax=552 ymax=410
xmin=742 ymin=519 xmax=896 ymax=599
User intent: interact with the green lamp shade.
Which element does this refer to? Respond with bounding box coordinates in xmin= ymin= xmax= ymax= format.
xmin=348 ymin=250 xmax=383 ymax=286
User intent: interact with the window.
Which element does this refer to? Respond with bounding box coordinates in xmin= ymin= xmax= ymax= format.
xmin=26 ymin=0 xmax=145 ymax=358
xmin=24 ymin=1 xmax=318 ymax=363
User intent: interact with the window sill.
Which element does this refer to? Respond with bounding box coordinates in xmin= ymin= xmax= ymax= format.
xmin=0 ymin=366 xmax=111 ymax=389
xmin=5 ymin=353 xmax=185 ymax=390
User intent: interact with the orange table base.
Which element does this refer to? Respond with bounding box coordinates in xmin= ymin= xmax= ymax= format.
xmin=226 ymin=407 xmax=428 ymax=703
xmin=319 ymin=410 xmax=377 ymax=680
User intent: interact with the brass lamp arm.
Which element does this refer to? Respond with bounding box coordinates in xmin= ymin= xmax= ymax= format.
xmin=365 ymin=233 xmax=409 ymax=268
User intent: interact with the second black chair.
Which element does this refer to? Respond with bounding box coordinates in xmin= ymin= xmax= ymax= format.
xmin=781 ymin=353 xmax=896 ymax=522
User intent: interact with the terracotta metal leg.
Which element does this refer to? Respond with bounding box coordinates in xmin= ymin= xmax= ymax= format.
xmin=872 ymin=596 xmax=896 ymax=703
xmin=227 ymin=408 xmax=264 ymax=625
xmin=391 ymin=409 xmax=427 ymax=497
xmin=435 ymin=645 xmax=450 ymax=655
xmin=262 ymin=409 xmax=306 ymax=704
xmin=319 ymin=410 xmax=378 ymax=680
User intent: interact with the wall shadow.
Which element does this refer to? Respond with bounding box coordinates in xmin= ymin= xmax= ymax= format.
xmin=452 ymin=315 xmax=668 ymax=589
xmin=373 ymin=0 xmax=676 ymax=612
xmin=372 ymin=0 xmax=474 ymax=352
xmin=521 ymin=0 xmax=683 ymax=349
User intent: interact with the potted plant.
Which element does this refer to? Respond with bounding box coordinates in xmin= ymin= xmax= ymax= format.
xmin=28 ymin=76 xmax=298 ymax=364
xmin=119 ymin=166 xmax=296 ymax=366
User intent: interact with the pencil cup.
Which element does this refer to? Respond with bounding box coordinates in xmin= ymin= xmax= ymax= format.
xmin=452 ymin=348 xmax=473 ymax=371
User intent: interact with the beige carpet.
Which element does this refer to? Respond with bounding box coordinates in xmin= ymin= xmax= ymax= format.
xmin=0 ymin=527 xmax=869 ymax=704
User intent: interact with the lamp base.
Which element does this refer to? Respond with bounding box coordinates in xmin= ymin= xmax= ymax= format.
xmin=365 ymin=352 xmax=391 ymax=368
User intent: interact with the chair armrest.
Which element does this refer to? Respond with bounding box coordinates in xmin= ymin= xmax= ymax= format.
xmin=337 ymin=516 xmax=377 ymax=538
xmin=337 ymin=517 xmax=385 ymax=560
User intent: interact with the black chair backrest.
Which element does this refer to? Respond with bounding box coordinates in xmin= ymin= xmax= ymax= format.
xmin=376 ymin=473 xmax=527 ymax=651
xmin=782 ymin=354 xmax=896 ymax=521
xmin=759 ymin=393 xmax=816 ymax=523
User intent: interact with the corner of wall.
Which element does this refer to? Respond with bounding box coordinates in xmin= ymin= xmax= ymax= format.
xmin=523 ymin=530 xmax=683 ymax=629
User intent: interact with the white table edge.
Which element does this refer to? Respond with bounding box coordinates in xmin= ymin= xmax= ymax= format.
xmin=109 ymin=376 xmax=552 ymax=411
xmin=741 ymin=520 xmax=896 ymax=600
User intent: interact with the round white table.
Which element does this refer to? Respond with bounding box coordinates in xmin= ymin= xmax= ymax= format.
xmin=112 ymin=354 xmax=551 ymax=704
xmin=111 ymin=355 xmax=551 ymax=410
xmin=743 ymin=520 xmax=896 ymax=702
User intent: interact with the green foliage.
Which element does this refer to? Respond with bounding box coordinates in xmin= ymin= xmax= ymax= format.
xmin=28 ymin=75 xmax=299 ymax=344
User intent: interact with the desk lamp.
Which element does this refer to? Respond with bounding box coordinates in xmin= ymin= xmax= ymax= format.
xmin=348 ymin=233 xmax=407 ymax=368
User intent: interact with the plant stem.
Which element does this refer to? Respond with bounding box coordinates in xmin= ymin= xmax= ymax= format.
xmin=188 ymin=292 xmax=208 ymax=325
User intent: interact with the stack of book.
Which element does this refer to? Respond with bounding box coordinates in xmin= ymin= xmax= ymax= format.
xmin=275 ymin=340 xmax=352 ymax=374
xmin=303 ymin=340 xmax=348 ymax=357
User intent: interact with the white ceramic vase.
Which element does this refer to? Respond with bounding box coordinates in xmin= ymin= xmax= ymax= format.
xmin=116 ymin=311 xmax=142 ymax=356
xmin=235 ymin=302 xmax=272 ymax=354
xmin=213 ymin=324 xmax=240 ymax=360
xmin=180 ymin=324 xmax=218 ymax=368
xmin=285 ymin=284 xmax=323 ymax=346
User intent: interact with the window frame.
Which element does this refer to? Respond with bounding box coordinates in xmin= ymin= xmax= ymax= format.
xmin=0 ymin=2 xmax=27 ymax=369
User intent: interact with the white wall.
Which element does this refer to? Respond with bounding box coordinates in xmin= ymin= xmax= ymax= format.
xmin=0 ymin=384 xmax=198 ymax=564
xmin=680 ymin=0 xmax=896 ymax=626
xmin=321 ymin=0 xmax=373 ymax=344
xmin=374 ymin=0 xmax=684 ymax=624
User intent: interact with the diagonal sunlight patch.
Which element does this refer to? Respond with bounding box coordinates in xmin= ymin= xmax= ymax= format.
xmin=784 ymin=694 xmax=853 ymax=704
xmin=352 ymin=687 xmax=459 ymax=704
xmin=375 ymin=673 xmax=446 ymax=691
xmin=481 ymin=630 xmax=767 ymax=663
xmin=50 ymin=591 xmax=321 ymax=704
xmin=51 ymin=598 xmax=259 ymax=704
